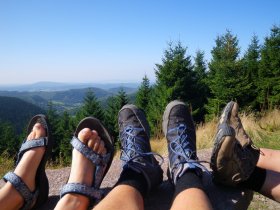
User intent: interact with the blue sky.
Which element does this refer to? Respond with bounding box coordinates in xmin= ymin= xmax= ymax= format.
xmin=0 ymin=0 xmax=279 ymax=85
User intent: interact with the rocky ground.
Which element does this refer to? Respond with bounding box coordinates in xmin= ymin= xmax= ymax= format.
xmin=1 ymin=149 xmax=279 ymax=209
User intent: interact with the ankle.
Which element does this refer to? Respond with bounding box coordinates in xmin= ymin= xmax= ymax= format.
xmin=56 ymin=194 xmax=90 ymax=210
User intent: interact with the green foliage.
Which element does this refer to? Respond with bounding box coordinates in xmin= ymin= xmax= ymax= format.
xmin=258 ymin=25 xmax=280 ymax=109
xmin=241 ymin=35 xmax=261 ymax=110
xmin=76 ymin=89 xmax=105 ymax=123
xmin=136 ymin=75 xmax=151 ymax=114
xmin=155 ymin=41 xmax=196 ymax=102
xmin=0 ymin=96 xmax=45 ymax=133
xmin=104 ymin=89 xmax=130 ymax=147
xmin=46 ymin=101 xmax=61 ymax=162
xmin=147 ymin=85 xmax=166 ymax=138
xmin=148 ymin=41 xmax=201 ymax=137
xmin=117 ymin=88 xmax=129 ymax=108
xmin=56 ymin=111 xmax=75 ymax=165
xmin=0 ymin=122 xmax=18 ymax=155
xmin=104 ymin=96 xmax=119 ymax=141
xmin=193 ymin=50 xmax=210 ymax=121
xmin=207 ymin=30 xmax=250 ymax=117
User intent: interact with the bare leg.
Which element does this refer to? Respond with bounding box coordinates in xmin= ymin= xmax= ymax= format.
xmin=0 ymin=123 xmax=46 ymax=210
xmin=171 ymin=188 xmax=213 ymax=210
xmin=253 ymin=148 xmax=280 ymax=202
xmin=257 ymin=148 xmax=280 ymax=172
xmin=258 ymin=170 xmax=280 ymax=202
xmin=93 ymin=185 xmax=144 ymax=210
xmin=55 ymin=129 xmax=106 ymax=210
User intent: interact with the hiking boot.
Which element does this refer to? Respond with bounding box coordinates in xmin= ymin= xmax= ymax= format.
xmin=163 ymin=100 xmax=206 ymax=185
xmin=219 ymin=101 xmax=255 ymax=147
xmin=211 ymin=101 xmax=260 ymax=186
xmin=118 ymin=104 xmax=163 ymax=191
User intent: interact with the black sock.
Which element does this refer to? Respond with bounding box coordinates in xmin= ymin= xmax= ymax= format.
xmin=116 ymin=167 xmax=148 ymax=198
xmin=238 ymin=166 xmax=267 ymax=192
xmin=174 ymin=170 xmax=204 ymax=198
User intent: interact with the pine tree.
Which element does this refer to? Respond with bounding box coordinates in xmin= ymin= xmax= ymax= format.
xmin=148 ymin=41 xmax=197 ymax=137
xmin=104 ymin=96 xmax=119 ymax=141
xmin=0 ymin=122 xmax=18 ymax=155
xmin=206 ymin=30 xmax=249 ymax=119
xmin=46 ymin=101 xmax=60 ymax=161
xmin=147 ymin=85 xmax=165 ymax=139
xmin=56 ymin=111 xmax=74 ymax=165
xmin=242 ymin=35 xmax=261 ymax=109
xmin=76 ymin=88 xmax=105 ymax=123
xmin=193 ymin=50 xmax=209 ymax=121
xmin=155 ymin=42 xmax=196 ymax=101
xmin=117 ymin=88 xmax=129 ymax=108
xmin=258 ymin=25 xmax=280 ymax=109
xmin=104 ymin=89 xmax=129 ymax=147
xmin=136 ymin=75 xmax=151 ymax=114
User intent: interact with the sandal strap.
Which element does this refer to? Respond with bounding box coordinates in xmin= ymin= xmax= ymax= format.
xmin=60 ymin=183 xmax=102 ymax=200
xmin=71 ymin=137 xmax=111 ymax=166
xmin=3 ymin=172 xmax=38 ymax=210
xmin=19 ymin=137 xmax=47 ymax=153
xmin=16 ymin=137 xmax=48 ymax=165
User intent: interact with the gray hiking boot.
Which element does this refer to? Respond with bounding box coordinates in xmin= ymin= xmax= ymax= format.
xmin=211 ymin=101 xmax=260 ymax=186
xmin=118 ymin=104 xmax=163 ymax=191
xmin=218 ymin=101 xmax=255 ymax=147
xmin=163 ymin=100 xmax=207 ymax=185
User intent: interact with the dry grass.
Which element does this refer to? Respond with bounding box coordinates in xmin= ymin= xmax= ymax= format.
xmin=150 ymin=137 xmax=168 ymax=155
xmin=150 ymin=108 xmax=280 ymax=154
xmin=239 ymin=113 xmax=265 ymax=143
xmin=0 ymin=152 xmax=14 ymax=177
xmin=240 ymin=109 xmax=280 ymax=149
xmin=259 ymin=109 xmax=280 ymax=132
xmin=196 ymin=119 xmax=218 ymax=149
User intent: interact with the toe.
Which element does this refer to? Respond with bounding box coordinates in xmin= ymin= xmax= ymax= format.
xmin=78 ymin=128 xmax=92 ymax=144
xmin=27 ymin=132 xmax=35 ymax=141
xmin=77 ymin=128 xmax=107 ymax=155
xmin=87 ymin=138 xmax=95 ymax=148
xmin=34 ymin=123 xmax=46 ymax=139
xmin=93 ymin=136 xmax=101 ymax=152
xmin=27 ymin=123 xmax=46 ymax=140
xmin=88 ymin=130 xmax=107 ymax=155
xmin=97 ymin=141 xmax=105 ymax=154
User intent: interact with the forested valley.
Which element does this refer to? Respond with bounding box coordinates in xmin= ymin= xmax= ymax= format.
xmin=1 ymin=25 xmax=280 ymax=165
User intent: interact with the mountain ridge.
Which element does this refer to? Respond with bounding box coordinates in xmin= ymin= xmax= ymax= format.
xmin=0 ymin=96 xmax=45 ymax=133
xmin=0 ymin=81 xmax=139 ymax=92
xmin=0 ymin=85 xmax=138 ymax=113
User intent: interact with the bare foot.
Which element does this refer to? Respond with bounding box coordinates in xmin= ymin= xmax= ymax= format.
xmin=14 ymin=123 xmax=46 ymax=191
xmin=54 ymin=128 xmax=107 ymax=210
xmin=0 ymin=123 xmax=47 ymax=209
xmin=68 ymin=128 xmax=107 ymax=186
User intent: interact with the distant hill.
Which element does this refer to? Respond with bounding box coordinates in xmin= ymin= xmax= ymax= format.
xmin=108 ymin=87 xmax=138 ymax=94
xmin=0 ymin=86 xmax=138 ymax=113
xmin=0 ymin=96 xmax=45 ymax=133
xmin=0 ymin=81 xmax=139 ymax=92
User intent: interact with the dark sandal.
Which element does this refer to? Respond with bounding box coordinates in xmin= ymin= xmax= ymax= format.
xmin=60 ymin=117 xmax=114 ymax=203
xmin=3 ymin=114 xmax=53 ymax=210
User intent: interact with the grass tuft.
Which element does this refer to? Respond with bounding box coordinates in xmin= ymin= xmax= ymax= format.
xmin=0 ymin=151 xmax=15 ymax=177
